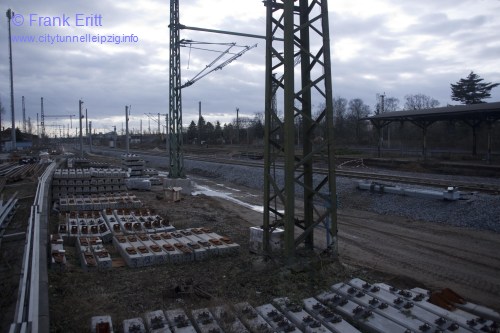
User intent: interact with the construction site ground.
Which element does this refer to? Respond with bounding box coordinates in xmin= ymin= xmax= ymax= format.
xmin=1 ymin=156 xmax=499 ymax=332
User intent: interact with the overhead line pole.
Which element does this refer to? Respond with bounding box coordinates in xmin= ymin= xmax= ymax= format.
xmin=169 ymin=0 xmax=185 ymax=178
xmin=7 ymin=9 xmax=16 ymax=150
xmin=79 ymin=100 xmax=84 ymax=158
xmin=263 ymin=0 xmax=337 ymax=262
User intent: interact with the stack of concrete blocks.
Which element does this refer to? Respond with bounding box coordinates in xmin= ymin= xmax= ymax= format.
xmin=302 ymin=297 xmax=361 ymax=333
xmin=143 ymin=168 xmax=159 ymax=177
xmin=76 ymin=233 xmax=113 ymax=270
xmin=137 ymin=233 xmax=168 ymax=265
xmin=272 ymin=297 xmax=332 ymax=333
xmin=113 ymin=235 xmax=154 ymax=268
xmin=115 ymin=209 xmax=140 ymax=234
xmin=122 ymin=154 xmax=145 ymax=178
xmin=60 ymin=211 xmax=112 ymax=242
xmin=131 ymin=209 xmax=175 ymax=234
xmin=115 ymin=194 xmax=142 ymax=210
xmin=191 ymin=228 xmax=240 ymax=256
xmin=164 ymin=309 xmax=197 ymax=333
xmin=89 ymin=276 xmax=500 ymax=333
xmin=90 ymin=315 xmax=114 ymax=333
xmin=127 ymin=235 xmax=154 ymax=267
xmin=339 ymin=278 xmax=477 ymax=333
xmin=77 ymin=237 xmax=98 ymax=272
xmin=143 ymin=168 xmax=162 ymax=186
xmin=255 ymin=303 xmax=301 ymax=333
xmin=67 ymin=212 xmax=80 ymax=237
xmin=175 ymin=230 xmax=210 ymax=261
xmin=125 ymin=178 xmax=151 ymax=191
xmin=52 ymin=167 xmax=127 ymax=200
xmin=97 ymin=214 xmax=112 ymax=242
xmin=103 ymin=208 xmax=122 ymax=234
xmin=86 ymin=211 xmax=112 ymax=243
xmin=145 ymin=310 xmax=170 ymax=333
xmin=170 ymin=231 xmax=209 ymax=261
xmin=57 ymin=222 xmax=68 ymax=238
xmin=122 ymin=318 xmax=146 ymax=333
xmin=315 ymin=289 xmax=408 ymax=332
xmin=249 ymin=226 xmax=284 ymax=254
xmin=50 ymin=234 xmax=66 ymax=271
xmin=191 ymin=308 xmax=223 ymax=333
xmin=133 ymin=212 xmax=156 ymax=234
xmin=152 ymin=233 xmax=187 ymax=264
xmin=233 ymin=302 xmax=274 ymax=333
xmin=210 ymin=305 xmax=250 ymax=333
xmin=92 ymin=243 xmax=112 ymax=270
xmin=165 ymin=232 xmax=194 ymax=263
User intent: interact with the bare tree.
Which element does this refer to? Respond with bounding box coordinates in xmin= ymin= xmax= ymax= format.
xmin=348 ymin=98 xmax=371 ymax=143
xmin=333 ymin=97 xmax=348 ymax=140
xmin=404 ymin=94 xmax=439 ymax=110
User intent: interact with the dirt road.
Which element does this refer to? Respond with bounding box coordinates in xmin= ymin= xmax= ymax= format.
xmin=196 ymin=176 xmax=500 ymax=312
xmin=337 ymin=208 xmax=500 ymax=311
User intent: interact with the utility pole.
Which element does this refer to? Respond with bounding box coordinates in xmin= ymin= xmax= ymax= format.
xmin=157 ymin=113 xmax=161 ymax=135
xmin=41 ymin=97 xmax=45 ymax=138
xmin=380 ymin=93 xmax=391 ymax=148
xmin=89 ymin=121 xmax=93 ymax=152
xmin=236 ymin=107 xmax=239 ymax=145
xmin=7 ymin=9 xmax=16 ymax=150
xmin=85 ymin=108 xmax=89 ymax=143
xmin=198 ymin=101 xmax=202 ymax=144
xmin=79 ymin=99 xmax=83 ymax=157
xmin=22 ymin=96 xmax=26 ymax=133
xmin=125 ymin=105 xmax=130 ymax=154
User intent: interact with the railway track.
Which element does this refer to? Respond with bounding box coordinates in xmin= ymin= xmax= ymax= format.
xmin=88 ymin=147 xmax=500 ymax=194
xmin=181 ymin=154 xmax=500 ymax=194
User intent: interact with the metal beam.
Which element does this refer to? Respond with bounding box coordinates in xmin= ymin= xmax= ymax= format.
xmin=179 ymin=24 xmax=284 ymax=41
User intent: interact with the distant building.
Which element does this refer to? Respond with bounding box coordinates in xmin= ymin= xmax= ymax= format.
xmin=2 ymin=140 xmax=33 ymax=152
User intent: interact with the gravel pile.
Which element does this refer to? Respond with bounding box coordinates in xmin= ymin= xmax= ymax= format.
xmin=185 ymin=159 xmax=500 ymax=233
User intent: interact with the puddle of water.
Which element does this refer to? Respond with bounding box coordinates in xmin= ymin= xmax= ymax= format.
xmin=215 ymin=183 xmax=241 ymax=192
xmin=192 ymin=184 xmax=264 ymax=213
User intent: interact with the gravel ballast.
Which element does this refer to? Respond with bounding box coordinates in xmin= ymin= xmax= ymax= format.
xmin=184 ymin=159 xmax=500 ymax=233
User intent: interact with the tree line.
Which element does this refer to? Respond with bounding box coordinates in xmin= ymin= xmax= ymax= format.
xmin=184 ymin=71 xmax=499 ymax=151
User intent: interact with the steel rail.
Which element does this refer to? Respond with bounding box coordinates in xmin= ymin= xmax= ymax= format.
xmin=0 ymin=192 xmax=18 ymax=229
xmin=90 ymin=146 xmax=500 ymax=194
xmin=180 ymin=154 xmax=500 ymax=194
xmin=9 ymin=162 xmax=56 ymax=333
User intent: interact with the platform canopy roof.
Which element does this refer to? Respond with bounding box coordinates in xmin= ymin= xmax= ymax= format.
xmin=364 ymin=101 xmax=500 ymax=124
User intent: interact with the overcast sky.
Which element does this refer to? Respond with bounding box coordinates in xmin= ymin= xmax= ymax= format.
xmin=1 ymin=0 xmax=499 ymax=137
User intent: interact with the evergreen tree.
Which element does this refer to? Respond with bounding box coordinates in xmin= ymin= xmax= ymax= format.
xmin=197 ymin=116 xmax=206 ymax=143
xmin=451 ymin=71 xmax=499 ymax=104
xmin=187 ymin=120 xmax=197 ymax=143
xmin=214 ymin=121 xmax=222 ymax=143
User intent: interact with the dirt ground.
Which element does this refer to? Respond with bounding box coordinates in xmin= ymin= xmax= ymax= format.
xmin=48 ymin=176 xmax=500 ymax=332
xmin=1 ymin=162 xmax=499 ymax=333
